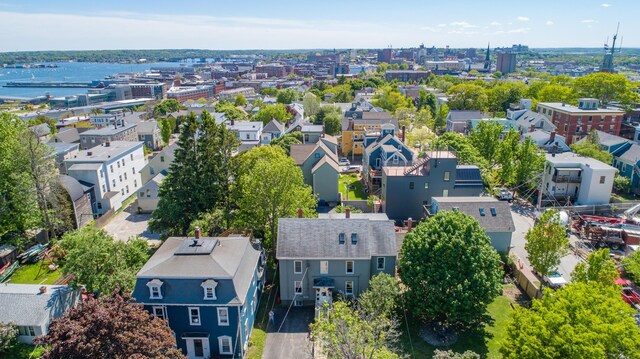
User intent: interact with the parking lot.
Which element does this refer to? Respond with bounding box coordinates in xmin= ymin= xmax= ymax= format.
xmin=102 ymin=200 xmax=161 ymax=244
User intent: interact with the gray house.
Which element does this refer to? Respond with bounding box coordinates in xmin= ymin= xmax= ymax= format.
xmin=290 ymin=140 xmax=340 ymax=204
xmin=137 ymin=120 xmax=162 ymax=151
xmin=276 ymin=213 xmax=397 ymax=307
xmin=380 ymin=150 xmax=484 ymax=224
xmin=429 ymin=197 xmax=515 ymax=253
xmin=138 ymin=172 xmax=165 ymax=213
xmin=0 ymin=284 xmax=81 ymax=344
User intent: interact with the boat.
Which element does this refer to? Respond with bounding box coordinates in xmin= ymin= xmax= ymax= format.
xmin=17 ymin=244 xmax=45 ymax=263
xmin=0 ymin=261 xmax=19 ymax=283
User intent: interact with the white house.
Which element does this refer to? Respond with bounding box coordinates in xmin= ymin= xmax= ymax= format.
xmin=543 ymin=152 xmax=617 ymax=205
xmin=64 ymin=141 xmax=146 ymax=215
xmin=227 ymin=120 xmax=263 ymax=152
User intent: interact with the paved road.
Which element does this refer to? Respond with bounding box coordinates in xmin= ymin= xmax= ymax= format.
xmin=263 ymin=306 xmax=314 ymax=359
xmin=102 ymin=200 xmax=161 ymax=244
xmin=509 ymin=202 xmax=583 ymax=282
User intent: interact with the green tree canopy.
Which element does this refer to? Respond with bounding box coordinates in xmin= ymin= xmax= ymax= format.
xmin=469 ymin=121 xmax=504 ymax=164
xmin=270 ymin=132 xmax=303 ymax=155
xmin=574 ymin=72 xmax=636 ymax=106
xmin=435 ymin=132 xmax=487 ymax=168
xmin=276 ymin=88 xmax=299 ymax=104
xmin=622 ymin=250 xmax=640 ymax=284
xmin=500 ymin=283 xmax=640 ymax=359
xmin=525 ymin=209 xmax=570 ymax=278
xmin=302 ymin=92 xmax=320 ymax=117
xmin=233 ymin=93 xmax=248 ymax=107
xmin=571 ymin=248 xmax=619 ymax=286
xmin=446 ymin=84 xmax=488 ymax=111
xmin=253 ymin=103 xmax=293 ymax=124
xmin=372 ymin=86 xmax=412 ymax=113
xmin=399 ymin=211 xmax=502 ymax=328
xmin=153 ymin=99 xmax=183 ymax=117
xmin=570 ymin=142 xmax=612 ymax=164
xmin=536 ymin=84 xmax=579 ymax=105
xmin=214 ymin=100 xmax=248 ymax=122
xmin=487 ymin=82 xmax=527 ymax=113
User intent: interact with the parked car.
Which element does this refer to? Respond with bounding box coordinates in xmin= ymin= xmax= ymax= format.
xmin=498 ymin=188 xmax=513 ymax=201
xmin=340 ymin=165 xmax=361 ymax=174
xmin=543 ymin=271 xmax=567 ymax=289
xmin=338 ymin=157 xmax=350 ymax=166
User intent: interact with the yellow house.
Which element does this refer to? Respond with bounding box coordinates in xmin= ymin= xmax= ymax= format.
xmin=341 ymin=114 xmax=398 ymax=156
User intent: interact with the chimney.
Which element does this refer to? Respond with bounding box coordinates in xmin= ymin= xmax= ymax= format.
xmin=530 ymin=124 xmax=535 ymax=133
xmin=297 ymin=207 xmax=303 ymax=218
xmin=562 ymin=100 xmax=566 ymax=107
xmin=230 ymin=118 xmax=234 ymax=126
xmin=407 ymin=218 xmax=413 ymax=232
xmin=39 ymin=286 xmax=47 ymax=294
xmin=552 ymin=143 xmax=558 ymax=157
xmin=550 ymin=131 xmax=556 ymax=142
xmin=105 ymin=141 xmax=110 ymax=147
xmin=401 ymin=125 xmax=406 ymax=143
xmin=195 ymin=226 xmax=201 ymax=239
xmin=345 ymin=207 xmax=351 ymax=218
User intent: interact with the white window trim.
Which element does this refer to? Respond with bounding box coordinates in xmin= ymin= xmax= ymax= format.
xmin=294 ymin=260 xmax=302 ymax=274
xmin=377 ymin=257 xmax=385 ymax=270
xmin=146 ymin=279 xmax=163 ymax=299
xmin=294 ymin=281 xmax=303 ymax=295
xmin=189 ymin=307 xmax=201 ymax=326
xmin=218 ymin=336 xmax=233 ymax=355
xmin=346 ymin=260 xmax=354 ymax=274
xmin=217 ymin=307 xmax=229 ymax=326
xmin=345 ymin=281 xmax=354 ymax=295
xmin=201 ymin=279 xmax=218 ymax=300
xmin=320 ymin=261 xmax=329 ymax=274
xmin=152 ymin=306 xmax=166 ymax=321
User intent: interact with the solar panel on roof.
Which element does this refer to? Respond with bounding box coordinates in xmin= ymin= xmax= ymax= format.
xmin=490 ymin=207 xmax=497 ymax=216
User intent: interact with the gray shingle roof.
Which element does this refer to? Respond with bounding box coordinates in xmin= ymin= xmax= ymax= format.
xmin=276 ymin=218 xmax=397 ymax=259
xmin=0 ymin=284 xmax=79 ymax=327
xmin=432 ymin=197 xmax=515 ymax=232
xmin=58 ymin=175 xmax=86 ymax=201
xmin=50 ymin=128 xmax=80 ymax=143
xmin=263 ymin=119 xmax=285 ymax=133
xmin=448 ymin=110 xmax=484 ymax=122
xmin=290 ymin=144 xmax=317 ymax=165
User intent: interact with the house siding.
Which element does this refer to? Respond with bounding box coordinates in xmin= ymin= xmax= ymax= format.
xmin=313 ymin=164 xmax=339 ymax=203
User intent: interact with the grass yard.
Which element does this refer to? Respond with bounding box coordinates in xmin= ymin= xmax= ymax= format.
xmin=398 ymin=285 xmax=516 ymax=358
xmin=339 ymin=174 xmax=367 ymax=200
xmin=3 ymin=343 xmax=46 ymax=359
xmin=8 ymin=260 xmax=62 ymax=285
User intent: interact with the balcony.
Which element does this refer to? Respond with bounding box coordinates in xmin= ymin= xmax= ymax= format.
xmin=552 ymin=175 xmax=581 ymax=183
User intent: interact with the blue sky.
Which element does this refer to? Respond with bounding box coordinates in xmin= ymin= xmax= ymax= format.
xmin=0 ymin=0 xmax=637 ymax=51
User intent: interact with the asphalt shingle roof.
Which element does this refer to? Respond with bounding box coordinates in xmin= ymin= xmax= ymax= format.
xmin=0 ymin=284 xmax=79 ymax=327
xmin=432 ymin=197 xmax=515 ymax=232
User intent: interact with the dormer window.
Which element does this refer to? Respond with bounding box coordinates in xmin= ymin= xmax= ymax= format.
xmin=147 ymin=279 xmax=163 ymax=299
xmin=201 ymin=279 xmax=218 ymax=300
xmin=351 ymin=233 xmax=358 ymax=245
xmin=338 ymin=233 xmax=345 ymax=245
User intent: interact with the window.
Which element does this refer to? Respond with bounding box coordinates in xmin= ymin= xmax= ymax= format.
xmin=351 ymin=233 xmax=358 ymax=245
xmin=320 ymin=260 xmax=329 ymax=274
xmin=132 ymin=167 xmax=135 ymax=174
xmin=146 ymin=189 xmax=151 ymax=197
xmin=99 ymin=170 xmax=103 ymax=178
xmin=202 ymin=279 xmax=218 ymax=300
xmin=409 ymin=182 xmax=414 ymax=190
xmin=346 ymin=261 xmax=354 ymax=274
xmin=219 ymin=336 xmax=233 ymax=355
xmin=110 ymin=165 xmax=114 ymax=173
xmin=121 ymin=189 xmax=124 ymax=196
xmin=294 ymin=260 xmax=302 ymax=274
xmin=189 ymin=307 xmax=201 ymax=326
xmin=117 ymin=161 xmax=120 ymax=168
xmin=130 ymin=154 xmax=134 ymax=161
xmin=217 ymin=307 xmax=229 ymax=326
xmin=294 ymin=281 xmax=303 ymax=295
xmin=17 ymin=326 xmax=36 ymax=337
xmin=338 ymin=232 xmax=345 ymax=245
xmin=160 ymin=156 xmax=165 ymax=162
xmin=102 ymin=185 xmax=106 ymax=193
xmin=112 ymin=179 xmax=116 ymax=187
xmin=490 ymin=207 xmax=497 ymax=216
xmin=97 ymin=202 xmax=102 ymax=210
xmin=139 ymin=191 xmax=145 ymax=197
xmin=442 ymin=189 xmax=449 ymax=197
xmin=152 ymin=306 xmax=166 ymax=320
xmin=294 ymin=299 xmax=304 ymax=306
xmin=122 ymin=158 xmax=125 ymax=166
xmin=314 ymin=153 xmax=321 ymax=158
xmin=124 ymin=172 xmax=127 ymax=180
xmin=150 ymin=167 xmax=155 ymax=175
xmin=479 ymin=208 xmax=486 ymax=216
xmin=345 ymin=281 xmax=354 ymax=295
xmin=246 ymin=134 xmax=250 ymax=140
xmin=377 ymin=257 xmax=385 ymax=270
xmin=424 ymin=182 xmax=429 ymax=189
xmin=119 ymin=175 xmax=122 ymax=182
xmin=126 ymin=185 xmax=129 ymax=194
xmin=134 ymin=179 xmax=137 ymax=187
xmin=147 ymin=279 xmax=163 ymax=299
xmin=600 ymin=176 xmax=606 ymax=184
xmin=444 ymin=171 xmax=450 ymax=181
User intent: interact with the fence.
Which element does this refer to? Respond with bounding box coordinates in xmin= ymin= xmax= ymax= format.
xmin=562 ymin=201 xmax=640 ymax=215
xmin=93 ymin=208 xmax=115 ymax=228
xmin=341 ymin=200 xmax=372 ymax=213
xmin=510 ymin=254 xmax=543 ymax=300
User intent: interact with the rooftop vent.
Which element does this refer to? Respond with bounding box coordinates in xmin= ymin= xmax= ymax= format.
xmin=479 ymin=208 xmax=486 ymax=216
xmin=87 ymin=152 xmax=93 ymax=156
xmin=490 ymin=207 xmax=497 ymax=216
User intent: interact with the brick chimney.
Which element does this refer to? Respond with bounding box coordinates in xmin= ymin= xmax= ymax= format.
xmin=195 ymin=226 xmax=201 ymax=239
xmin=401 ymin=125 xmax=406 ymax=143
xmin=549 ymin=131 xmax=556 ymax=142
xmin=345 ymin=207 xmax=351 ymax=218
xmin=297 ymin=208 xmax=303 ymax=218
xmin=530 ymin=124 xmax=535 ymax=133
xmin=407 ymin=218 xmax=413 ymax=232
xmin=39 ymin=286 xmax=47 ymax=294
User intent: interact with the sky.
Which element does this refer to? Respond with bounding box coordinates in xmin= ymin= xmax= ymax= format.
xmin=0 ymin=0 xmax=637 ymax=51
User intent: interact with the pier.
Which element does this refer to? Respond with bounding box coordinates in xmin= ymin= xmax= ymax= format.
xmin=4 ymin=81 xmax=92 ymax=88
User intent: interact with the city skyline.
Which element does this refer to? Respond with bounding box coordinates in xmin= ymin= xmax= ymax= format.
xmin=0 ymin=0 xmax=637 ymax=51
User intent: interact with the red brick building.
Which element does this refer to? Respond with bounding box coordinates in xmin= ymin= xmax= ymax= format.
xmin=537 ymin=99 xmax=625 ymax=144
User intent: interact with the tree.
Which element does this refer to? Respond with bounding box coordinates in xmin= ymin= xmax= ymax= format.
xmin=159 ymin=118 xmax=172 ymax=145
xmin=58 ymin=227 xmax=149 ymax=295
xmin=406 ymin=126 xmax=434 ymax=152
xmin=314 ymin=105 xmax=342 ymax=125
xmin=215 ymin=100 xmax=248 ymax=122
xmin=153 ymin=99 xmax=183 ymax=117
xmin=372 ymin=86 xmax=412 ymax=113
xmin=435 ymin=132 xmax=487 ymax=168
xmin=614 ymin=174 xmax=631 ymax=193
xmin=573 ymin=72 xmax=635 ymax=106
xmin=323 ymin=111 xmax=342 ymax=136
xmin=0 ymin=322 xmax=18 ymax=354
xmin=328 ymin=84 xmax=354 ymax=103
xmin=496 ymin=129 xmax=520 ymax=185
xmin=570 ymin=142 xmax=613 ymax=164
xmin=260 ymin=88 xmax=278 ymax=96
xmin=302 ymin=92 xmax=320 ymax=117
xmin=571 ymin=248 xmax=618 ymax=286
xmin=235 ymin=146 xmax=316 ymax=253
xmin=446 ymin=84 xmax=488 ymax=111
xmin=399 ymin=211 xmax=502 ymax=328
xmin=434 ymin=104 xmax=449 ymax=133
xmin=469 ymin=121 xmax=504 ymax=164
xmin=188 ymin=209 xmax=226 ymax=237
xmin=234 ymin=93 xmax=248 ymax=107
xmin=536 ymin=84 xmax=578 ymax=105
xmin=525 ymin=209 xmax=570 ymax=278
xmin=28 ymin=114 xmax=58 ymax=135
xmin=276 ymin=88 xmax=299 ymax=104
xmin=253 ymin=103 xmax=292 ymax=124
xmin=311 ymin=301 xmax=400 ymax=359
xmin=500 ymin=283 xmax=640 ymax=359
xmin=487 ymin=82 xmax=527 ymax=113
xmin=622 ymin=250 xmax=640 ymax=283
xmin=37 ymin=292 xmax=186 ymax=359
xmin=270 ymin=132 xmax=303 ymax=155
xmin=358 ymin=273 xmax=400 ymax=319
xmin=514 ymin=137 xmax=544 ymax=187
xmin=333 ymin=205 xmax=363 ymax=214
xmin=433 ymin=350 xmax=480 ymax=359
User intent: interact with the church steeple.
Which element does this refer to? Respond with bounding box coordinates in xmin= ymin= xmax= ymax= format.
xmin=484 ymin=42 xmax=491 ymax=70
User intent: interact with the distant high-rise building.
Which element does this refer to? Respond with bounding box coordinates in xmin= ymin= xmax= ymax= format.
xmin=496 ymin=52 xmax=516 ymax=74
xmin=377 ymin=48 xmax=393 ymax=63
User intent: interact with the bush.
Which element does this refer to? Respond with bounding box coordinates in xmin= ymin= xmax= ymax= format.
xmin=623 ymin=251 xmax=640 ymax=284
xmin=0 ymin=322 xmax=18 ymax=353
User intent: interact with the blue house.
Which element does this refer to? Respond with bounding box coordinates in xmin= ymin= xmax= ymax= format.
xmin=132 ymin=232 xmax=264 ymax=359
xmin=261 ymin=119 xmax=285 ymax=144
xmin=362 ymin=123 xmax=416 ymax=193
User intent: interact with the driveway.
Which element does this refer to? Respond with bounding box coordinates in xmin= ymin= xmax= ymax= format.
xmin=509 ymin=202 xmax=583 ymax=282
xmin=263 ymin=306 xmax=314 ymax=359
xmin=102 ymin=200 xmax=161 ymax=244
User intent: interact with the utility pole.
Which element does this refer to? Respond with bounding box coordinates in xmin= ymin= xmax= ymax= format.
xmin=537 ymin=160 xmax=547 ymax=212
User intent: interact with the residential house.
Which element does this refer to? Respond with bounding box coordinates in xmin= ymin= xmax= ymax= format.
xmin=506 ymin=99 xmax=533 ymax=121
xmin=341 ymin=113 xmax=398 ymax=156
xmin=276 ymin=212 xmax=396 ymax=307
xmin=58 ymin=175 xmax=95 ymax=228
xmin=362 ymin=125 xmax=416 ymax=193
xmin=227 ymin=120 xmax=263 ymax=152
xmin=512 ymin=110 xmax=557 ymax=134
xmin=132 ymin=233 xmax=264 ymax=359
xmin=28 ymin=123 xmax=52 ymax=142
xmin=137 ymin=120 xmax=163 ymax=151
xmin=429 ymin=197 xmax=515 ymax=252
xmin=522 ymin=130 xmax=571 ymax=153
xmin=89 ymin=110 xmax=125 ymax=128
xmin=64 ymin=141 xmax=146 ymax=215
xmin=261 ymin=119 xmax=285 ymax=144
xmin=140 ymin=143 xmax=177 ymax=185
xmin=0 ymin=285 xmax=80 ymax=344
xmin=445 ymin=110 xmax=485 ymax=133
xmin=138 ymin=172 xmax=165 ymax=213
xmin=467 ymin=118 xmax=517 ymax=136
xmin=543 ymin=152 xmax=617 ymax=205
xmin=48 ymin=128 xmax=81 ymax=144
xmin=380 ymin=150 xmax=484 ymax=223
xmin=48 ymin=142 xmax=80 ymax=174
xmin=290 ymin=139 xmax=340 ymax=203
xmin=286 ymin=118 xmax=324 ymax=144
xmin=79 ymin=123 xmax=138 ymax=150
xmin=537 ymin=98 xmax=624 ymax=144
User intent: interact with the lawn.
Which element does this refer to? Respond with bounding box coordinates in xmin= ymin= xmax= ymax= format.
xmin=8 ymin=260 xmax=62 ymax=285
xmin=339 ymin=174 xmax=367 ymax=200
xmin=397 ymin=286 xmax=515 ymax=358
xmin=3 ymin=343 xmax=45 ymax=359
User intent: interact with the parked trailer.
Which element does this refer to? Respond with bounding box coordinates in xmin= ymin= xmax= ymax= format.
xmin=615 ymin=279 xmax=640 ymax=306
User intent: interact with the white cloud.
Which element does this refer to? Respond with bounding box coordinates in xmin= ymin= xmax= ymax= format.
xmin=517 ymin=16 xmax=530 ymax=22
xmin=449 ymin=21 xmax=476 ymax=28
xmin=490 ymin=21 xmax=501 ymax=26
xmin=546 ymin=20 xmax=554 ymax=26
xmin=494 ymin=27 xmax=531 ymax=35
xmin=581 ymin=19 xmax=597 ymax=23
xmin=437 ymin=23 xmax=447 ymax=27
xmin=601 ymin=3 xmax=612 ymax=7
